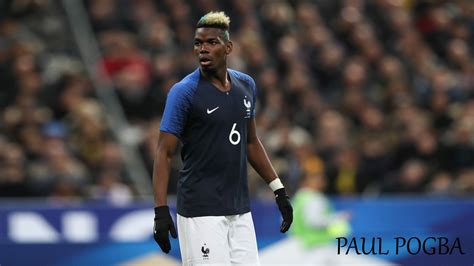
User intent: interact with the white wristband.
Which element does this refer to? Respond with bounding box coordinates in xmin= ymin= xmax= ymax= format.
xmin=269 ymin=178 xmax=284 ymax=192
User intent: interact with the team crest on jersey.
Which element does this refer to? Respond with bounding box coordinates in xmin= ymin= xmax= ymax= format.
xmin=243 ymin=96 xmax=251 ymax=118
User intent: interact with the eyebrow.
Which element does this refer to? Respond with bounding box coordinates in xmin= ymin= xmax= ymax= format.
xmin=194 ymin=37 xmax=219 ymax=42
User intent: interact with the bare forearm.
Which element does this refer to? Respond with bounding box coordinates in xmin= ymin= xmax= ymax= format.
xmin=152 ymin=132 xmax=179 ymax=207
xmin=247 ymin=138 xmax=278 ymax=184
xmin=152 ymin=151 xmax=172 ymax=207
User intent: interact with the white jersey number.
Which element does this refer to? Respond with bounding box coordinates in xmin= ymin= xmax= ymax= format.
xmin=229 ymin=123 xmax=241 ymax=145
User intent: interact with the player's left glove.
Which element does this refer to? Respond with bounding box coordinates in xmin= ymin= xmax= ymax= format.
xmin=153 ymin=206 xmax=177 ymax=253
xmin=274 ymin=188 xmax=293 ymax=233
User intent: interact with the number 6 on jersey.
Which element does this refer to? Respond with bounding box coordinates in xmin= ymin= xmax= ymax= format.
xmin=229 ymin=123 xmax=240 ymax=145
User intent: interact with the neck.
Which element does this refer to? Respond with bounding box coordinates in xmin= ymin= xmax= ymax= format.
xmin=201 ymin=67 xmax=227 ymax=82
xmin=200 ymin=67 xmax=230 ymax=91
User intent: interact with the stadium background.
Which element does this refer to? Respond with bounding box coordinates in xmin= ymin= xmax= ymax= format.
xmin=0 ymin=0 xmax=473 ymax=265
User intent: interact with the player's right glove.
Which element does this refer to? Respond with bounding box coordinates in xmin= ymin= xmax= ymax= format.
xmin=274 ymin=188 xmax=293 ymax=233
xmin=153 ymin=206 xmax=177 ymax=253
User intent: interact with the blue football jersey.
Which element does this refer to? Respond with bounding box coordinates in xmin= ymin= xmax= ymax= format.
xmin=160 ymin=68 xmax=257 ymax=217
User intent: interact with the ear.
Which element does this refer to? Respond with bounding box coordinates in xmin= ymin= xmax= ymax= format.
xmin=225 ymin=40 xmax=233 ymax=55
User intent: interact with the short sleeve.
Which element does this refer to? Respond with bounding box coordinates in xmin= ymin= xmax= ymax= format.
xmin=160 ymin=83 xmax=194 ymax=138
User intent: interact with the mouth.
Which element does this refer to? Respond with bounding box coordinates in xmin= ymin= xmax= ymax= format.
xmin=199 ymin=57 xmax=212 ymax=67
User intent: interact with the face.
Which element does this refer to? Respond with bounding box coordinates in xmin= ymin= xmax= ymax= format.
xmin=193 ymin=27 xmax=232 ymax=71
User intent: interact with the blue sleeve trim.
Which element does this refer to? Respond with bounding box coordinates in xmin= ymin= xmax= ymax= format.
xmin=159 ymin=128 xmax=182 ymax=139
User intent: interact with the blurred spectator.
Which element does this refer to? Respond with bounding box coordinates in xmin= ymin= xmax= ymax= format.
xmin=426 ymin=171 xmax=456 ymax=195
xmin=28 ymin=131 xmax=89 ymax=197
xmin=89 ymin=169 xmax=133 ymax=206
xmin=382 ymin=160 xmax=429 ymax=194
xmin=455 ymin=169 xmax=474 ymax=195
xmin=0 ymin=141 xmax=34 ymax=197
xmin=68 ymin=100 xmax=108 ymax=171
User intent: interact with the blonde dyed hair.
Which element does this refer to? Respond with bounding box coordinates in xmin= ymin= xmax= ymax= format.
xmin=197 ymin=11 xmax=231 ymax=41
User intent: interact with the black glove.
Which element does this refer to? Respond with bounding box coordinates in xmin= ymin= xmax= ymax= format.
xmin=274 ymin=188 xmax=293 ymax=233
xmin=153 ymin=206 xmax=177 ymax=253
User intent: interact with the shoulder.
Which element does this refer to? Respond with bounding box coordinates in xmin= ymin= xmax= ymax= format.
xmin=168 ymin=69 xmax=200 ymax=99
xmin=228 ymin=69 xmax=256 ymax=88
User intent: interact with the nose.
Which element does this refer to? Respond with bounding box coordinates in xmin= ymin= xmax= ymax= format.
xmin=199 ymin=43 xmax=209 ymax=53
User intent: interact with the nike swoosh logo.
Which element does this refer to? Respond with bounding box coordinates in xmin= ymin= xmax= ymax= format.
xmin=206 ymin=106 xmax=219 ymax=114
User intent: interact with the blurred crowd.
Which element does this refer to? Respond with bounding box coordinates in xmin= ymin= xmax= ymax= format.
xmin=0 ymin=0 xmax=473 ymax=202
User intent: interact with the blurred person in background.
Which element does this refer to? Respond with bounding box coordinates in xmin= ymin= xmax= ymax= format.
xmin=89 ymin=141 xmax=133 ymax=205
xmin=27 ymin=121 xmax=90 ymax=199
xmin=0 ymin=141 xmax=34 ymax=197
xmin=426 ymin=171 xmax=456 ymax=195
xmin=152 ymin=11 xmax=293 ymax=264
xmin=260 ymin=160 xmax=393 ymax=265
xmin=381 ymin=159 xmax=429 ymax=194
xmin=455 ymin=168 xmax=474 ymax=195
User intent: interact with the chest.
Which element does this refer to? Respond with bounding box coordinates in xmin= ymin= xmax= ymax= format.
xmin=191 ymin=80 xmax=253 ymax=125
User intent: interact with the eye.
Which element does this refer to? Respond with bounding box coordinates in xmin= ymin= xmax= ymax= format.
xmin=210 ymin=40 xmax=218 ymax=45
xmin=194 ymin=41 xmax=201 ymax=46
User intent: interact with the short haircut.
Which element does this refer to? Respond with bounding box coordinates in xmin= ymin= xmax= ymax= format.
xmin=196 ymin=11 xmax=230 ymax=41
